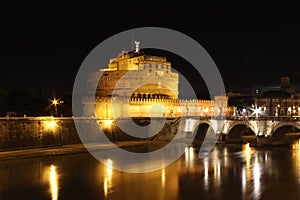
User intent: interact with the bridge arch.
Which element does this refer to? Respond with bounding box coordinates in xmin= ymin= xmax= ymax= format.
xmin=190 ymin=120 xmax=217 ymax=145
xmin=226 ymin=121 xmax=257 ymax=143
xmin=271 ymin=122 xmax=300 ymax=141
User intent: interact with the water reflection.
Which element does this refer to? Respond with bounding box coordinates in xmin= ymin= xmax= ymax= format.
xmin=242 ymin=167 xmax=246 ymax=194
xmin=201 ymin=148 xmax=222 ymax=192
xmin=252 ymin=162 xmax=261 ymax=199
xmin=292 ymin=138 xmax=300 ymax=184
xmin=243 ymin=143 xmax=253 ymax=167
xmin=3 ymin=141 xmax=300 ymax=199
xmin=224 ymin=147 xmax=228 ymax=167
xmin=104 ymin=159 xmax=113 ymax=197
xmin=185 ymin=146 xmax=194 ymax=169
xmin=203 ymin=158 xmax=209 ymax=190
xmin=48 ymin=165 xmax=58 ymax=200
xmin=241 ymin=143 xmax=258 ymax=198
xmin=161 ymin=168 xmax=165 ymax=189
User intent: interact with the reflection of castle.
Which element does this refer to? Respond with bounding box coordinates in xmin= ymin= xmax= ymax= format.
xmin=83 ymin=42 xmax=231 ymax=118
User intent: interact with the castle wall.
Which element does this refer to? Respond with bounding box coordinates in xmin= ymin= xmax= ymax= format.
xmin=89 ymin=96 xmax=233 ymax=119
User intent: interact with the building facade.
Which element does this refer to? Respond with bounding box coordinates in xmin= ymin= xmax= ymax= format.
xmin=228 ymin=76 xmax=300 ymax=117
xmin=83 ymin=43 xmax=231 ymax=118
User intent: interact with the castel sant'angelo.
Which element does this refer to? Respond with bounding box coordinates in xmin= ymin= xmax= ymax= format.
xmin=83 ymin=42 xmax=231 ymax=119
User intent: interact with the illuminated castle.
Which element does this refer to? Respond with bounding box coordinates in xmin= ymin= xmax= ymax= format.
xmin=83 ymin=42 xmax=231 ymax=118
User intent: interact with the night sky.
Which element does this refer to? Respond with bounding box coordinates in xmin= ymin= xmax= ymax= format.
xmin=1 ymin=3 xmax=300 ymax=96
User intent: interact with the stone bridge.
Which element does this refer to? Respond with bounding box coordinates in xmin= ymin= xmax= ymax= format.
xmin=184 ymin=116 xmax=300 ymax=146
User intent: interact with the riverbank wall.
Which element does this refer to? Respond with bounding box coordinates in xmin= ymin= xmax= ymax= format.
xmin=0 ymin=117 xmax=81 ymax=150
xmin=0 ymin=117 xmax=182 ymax=150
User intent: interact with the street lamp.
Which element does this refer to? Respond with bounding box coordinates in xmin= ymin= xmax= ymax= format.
xmin=51 ymin=97 xmax=63 ymax=117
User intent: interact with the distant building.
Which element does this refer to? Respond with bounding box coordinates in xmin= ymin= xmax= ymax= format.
xmin=256 ymin=77 xmax=300 ymax=116
xmin=227 ymin=76 xmax=300 ymax=116
xmin=83 ymin=43 xmax=232 ymax=118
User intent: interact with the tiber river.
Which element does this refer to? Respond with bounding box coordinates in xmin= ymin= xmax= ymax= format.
xmin=1 ymin=139 xmax=300 ymax=200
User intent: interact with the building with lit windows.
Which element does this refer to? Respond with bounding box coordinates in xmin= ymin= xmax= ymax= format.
xmin=83 ymin=42 xmax=231 ymax=118
xmin=228 ymin=76 xmax=300 ymax=117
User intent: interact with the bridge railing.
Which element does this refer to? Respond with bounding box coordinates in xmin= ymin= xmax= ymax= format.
xmin=185 ymin=115 xmax=300 ymax=121
xmin=225 ymin=116 xmax=300 ymax=121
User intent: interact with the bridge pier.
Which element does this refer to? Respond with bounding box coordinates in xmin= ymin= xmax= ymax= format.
xmin=256 ymin=135 xmax=271 ymax=147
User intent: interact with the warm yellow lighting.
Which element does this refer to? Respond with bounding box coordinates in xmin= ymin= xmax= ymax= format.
xmin=44 ymin=120 xmax=57 ymax=131
xmin=49 ymin=165 xmax=58 ymax=200
xmin=161 ymin=168 xmax=166 ymax=189
xmin=104 ymin=159 xmax=113 ymax=198
xmin=104 ymin=177 xmax=108 ymax=197
xmin=243 ymin=143 xmax=252 ymax=167
xmin=189 ymin=147 xmax=194 ymax=160
xmin=185 ymin=146 xmax=189 ymax=162
xmin=105 ymin=119 xmax=113 ymax=126
xmin=292 ymin=139 xmax=300 ymax=184
xmin=50 ymin=97 xmax=63 ymax=116
xmin=102 ymin=119 xmax=113 ymax=129
xmin=149 ymin=105 xmax=165 ymax=117
xmin=107 ymin=159 xmax=113 ymax=177
xmin=52 ymin=99 xmax=58 ymax=105
xmin=292 ymin=139 xmax=300 ymax=150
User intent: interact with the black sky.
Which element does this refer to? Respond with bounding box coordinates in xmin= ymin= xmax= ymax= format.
xmin=0 ymin=3 xmax=300 ymax=96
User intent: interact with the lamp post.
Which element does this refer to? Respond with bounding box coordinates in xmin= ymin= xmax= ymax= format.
xmin=51 ymin=97 xmax=63 ymax=117
xmin=52 ymin=98 xmax=58 ymax=116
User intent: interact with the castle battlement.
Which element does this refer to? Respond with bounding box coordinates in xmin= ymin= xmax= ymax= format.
xmin=83 ymin=96 xmax=232 ymax=118
xmin=83 ymin=44 xmax=232 ymax=119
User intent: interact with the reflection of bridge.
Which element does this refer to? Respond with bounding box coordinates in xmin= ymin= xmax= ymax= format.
xmin=184 ymin=116 xmax=300 ymax=146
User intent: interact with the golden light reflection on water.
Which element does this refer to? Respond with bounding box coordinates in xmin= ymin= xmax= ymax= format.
xmin=49 ymin=165 xmax=58 ymax=200
xmin=97 ymin=158 xmax=179 ymax=200
xmin=185 ymin=146 xmax=194 ymax=169
xmin=161 ymin=168 xmax=165 ymax=189
xmin=253 ymin=163 xmax=261 ymax=194
xmin=241 ymin=143 xmax=262 ymax=199
xmin=242 ymin=167 xmax=246 ymax=193
xmin=103 ymin=159 xmax=113 ymax=197
xmin=203 ymin=158 xmax=209 ymax=190
xmin=292 ymin=138 xmax=300 ymax=151
xmin=292 ymin=138 xmax=300 ymax=183
xmin=202 ymin=149 xmax=222 ymax=191
xmin=243 ymin=143 xmax=252 ymax=167
xmin=224 ymin=147 xmax=228 ymax=167
xmin=212 ymin=150 xmax=221 ymax=188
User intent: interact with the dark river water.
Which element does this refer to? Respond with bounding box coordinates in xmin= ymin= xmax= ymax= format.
xmin=1 ymin=139 xmax=300 ymax=200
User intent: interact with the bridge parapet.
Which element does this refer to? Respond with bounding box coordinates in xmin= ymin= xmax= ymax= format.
xmin=183 ymin=116 xmax=300 ymax=138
